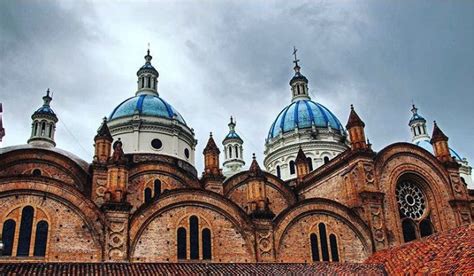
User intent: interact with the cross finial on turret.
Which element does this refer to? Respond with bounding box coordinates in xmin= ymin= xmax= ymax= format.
xmin=292 ymin=46 xmax=299 ymax=67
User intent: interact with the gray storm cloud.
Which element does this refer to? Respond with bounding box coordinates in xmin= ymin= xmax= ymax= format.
xmin=1 ymin=0 xmax=473 ymax=172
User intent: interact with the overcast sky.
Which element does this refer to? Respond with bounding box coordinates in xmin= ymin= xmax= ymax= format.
xmin=1 ymin=0 xmax=473 ymax=173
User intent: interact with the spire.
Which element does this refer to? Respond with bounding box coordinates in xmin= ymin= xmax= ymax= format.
xmin=249 ymin=153 xmax=264 ymax=177
xmin=430 ymin=121 xmax=448 ymax=143
xmin=95 ymin=117 xmax=113 ymax=142
xmin=346 ymin=104 xmax=365 ymax=129
xmin=289 ymin=47 xmax=310 ymax=102
xmin=295 ymin=147 xmax=307 ymax=164
xmin=430 ymin=121 xmax=453 ymax=163
xmin=203 ymin=132 xmax=220 ymax=154
xmin=136 ymin=47 xmax=159 ymax=96
xmin=346 ymin=105 xmax=368 ymax=151
xmin=28 ymin=89 xmax=58 ymax=147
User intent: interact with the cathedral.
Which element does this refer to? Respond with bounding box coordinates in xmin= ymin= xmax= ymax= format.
xmin=0 ymin=49 xmax=472 ymax=273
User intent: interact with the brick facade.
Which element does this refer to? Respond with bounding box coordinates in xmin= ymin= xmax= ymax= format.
xmin=0 ymin=139 xmax=471 ymax=264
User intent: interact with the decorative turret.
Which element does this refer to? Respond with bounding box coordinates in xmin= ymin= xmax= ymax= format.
xmin=430 ymin=121 xmax=453 ymax=163
xmin=409 ymin=105 xmax=429 ymax=143
xmin=202 ymin=133 xmax=225 ymax=194
xmin=136 ymin=48 xmax=159 ymax=96
xmin=94 ymin=117 xmax=113 ymax=164
xmin=247 ymin=154 xmax=273 ymax=219
xmin=27 ymin=89 xmax=58 ymax=147
xmin=346 ymin=105 xmax=368 ymax=151
xmin=290 ymin=47 xmax=310 ymax=102
xmin=222 ymin=116 xmax=245 ymax=177
xmin=295 ymin=148 xmax=309 ymax=184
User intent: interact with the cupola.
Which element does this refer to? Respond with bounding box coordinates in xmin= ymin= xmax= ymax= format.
xmin=27 ymin=89 xmax=58 ymax=147
xmin=222 ymin=116 xmax=245 ymax=177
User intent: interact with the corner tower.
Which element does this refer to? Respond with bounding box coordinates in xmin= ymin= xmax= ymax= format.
xmin=27 ymin=89 xmax=58 ymax=147
xmin=264 ymin=48 xmax=348 ymax=181
xmin=222 ymin=117 xmax=245 ymax=177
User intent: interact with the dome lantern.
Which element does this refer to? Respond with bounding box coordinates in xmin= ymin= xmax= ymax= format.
xmin=290 ymin=47 xmax=310 ymax=102
xmin=28 ymin=89 xmax=58 ymax=147
xmin=222 ymin=116 xmax=245 ymax=177
xmin=136 ymin=48 xmax=159 ymax=96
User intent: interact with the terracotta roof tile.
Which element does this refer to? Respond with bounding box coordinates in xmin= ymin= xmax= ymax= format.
xmin=366 ymin=224 xmax=474 ymax=274
xmin=0 ymin=262 xmax=385 ymax=275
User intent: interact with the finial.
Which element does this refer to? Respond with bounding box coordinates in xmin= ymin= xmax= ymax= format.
xmin=102 ymin=116 xmax=107 ymax=122
xmin=252 ymin=153 xmax=256 ymax=160
xmin=46 ymin=88 xmax=50 ymax=97
xmin=350 ymin=104 xmax=354 ymax=110
xmin=292 ymin=46 xmax=300 ymax=73
xmin=230 ymin=116 xmax=233 ymax=124
xmin=144 ymin=45 xmax=152 ymax=63
xmin=433 ymin=120 xmax=437 ymax=126
xmin=411 ymin=104 xmax=418 ymax=115
xmin=210 ymin=132 xmax=213 ymax=137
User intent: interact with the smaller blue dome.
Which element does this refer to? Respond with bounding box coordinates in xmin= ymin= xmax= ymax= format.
xmin=34 ymin=106 xmax=56 ymax=116
xmin=109 ymin=94 xmax=186 ymax=125
xmin=224 ymin=131 xmax=242 ymax=142
xmin=415 ymin=139 xmax=463 ymax=160
xmin=267 ymin=99 xmax=344 ymax=140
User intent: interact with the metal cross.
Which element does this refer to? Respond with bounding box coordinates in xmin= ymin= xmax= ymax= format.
xmin=292 ymin=46 xmax=300 ymax=66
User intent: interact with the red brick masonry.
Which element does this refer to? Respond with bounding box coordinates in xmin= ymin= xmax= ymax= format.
xmin=366 ymin=224 xmax=474 ymax=274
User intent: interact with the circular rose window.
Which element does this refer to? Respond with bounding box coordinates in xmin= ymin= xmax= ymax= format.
xmin=396 ymin=181 xmax=426 ymax=220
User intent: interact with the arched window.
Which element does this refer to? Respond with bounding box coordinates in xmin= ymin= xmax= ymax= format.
xmin=33 ymin=123 xmax=38 ymax=136
xmin=402 ymin=219 xmax=417 ymax=242
xmin=323 ymin=156 xmax=330 ymax=164
xmin=307 ymin=157 xmax=313 ymax=171
xmin=310 ymin=233 xmax=319 ymax=261
xmin=177 ymin=227 xmax=187 ymax=260
xmin=154 ymin=180 xmax=161 ymax=199
xmin=17 ymin=206 xmax=34 ymax=256
xmin=329 ymin=234 xmax=339 ymax=262
xmin=144 ymin=188 xmax=152 ymax=203
xmin=41 ymin=122 xmax=46 ymax=136
xmin=289 ymin=160 xmax=295 ymax=175
xmin=420 ymin=219 xmax=433 ymax=237
xmin=48 ymin=124 xmax=53 ymax=137
xmin=1 ymin=219 xmax=16 ymax=256
xmin=33 ymin=221 xmax=48 ymax=257
xmin=228 ymin=146 xmax=232 ymax=158
xmin=318 ymin=223 xmax=329 ymax=261
xmin=297 ymin=85 xmax=301 ymax=95
xmin=189 ymin=216 xmax=199 ymax=260
xmin=202 ymin=228 xmax=212 ymax=260
xmin=276 ymin=166 xmax=281 ymax=179
xmin=235 ymin=145 xmax=239 ymax=158
xmin=147 ymin=77 xmax=150 ymax=88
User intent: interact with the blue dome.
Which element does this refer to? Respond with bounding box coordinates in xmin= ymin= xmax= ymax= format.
xmin=34 ymin=106 xmax=56 ymax=116
xmin=267 ymin=99 xmax=344 ymax=139
xmin=109 ymin=94 xmax=186 ymax=125
xmin=415 ymin=139 xmax=463 ymax=160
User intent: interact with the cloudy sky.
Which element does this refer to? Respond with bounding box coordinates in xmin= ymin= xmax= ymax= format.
xmin=1 ymin=0 xmax=473 ymax=172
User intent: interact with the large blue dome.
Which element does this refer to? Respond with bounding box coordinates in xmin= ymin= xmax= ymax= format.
xmin=109 ymin=94 xmax=186 ymax=125
xmin=267 ymin=99 xmax=344 ymax=139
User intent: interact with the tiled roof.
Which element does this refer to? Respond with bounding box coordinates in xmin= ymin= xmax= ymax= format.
xmin=0 ymin=262 xmax=385 ymax=275
xmin=366 ymin=224 xmax=474 ymax=274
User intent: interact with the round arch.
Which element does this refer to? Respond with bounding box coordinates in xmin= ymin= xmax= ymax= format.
xmin=273 ymin=198 xmax=373 ymax=260
xmin=129 ymin=188 xmax=256 ymax=260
